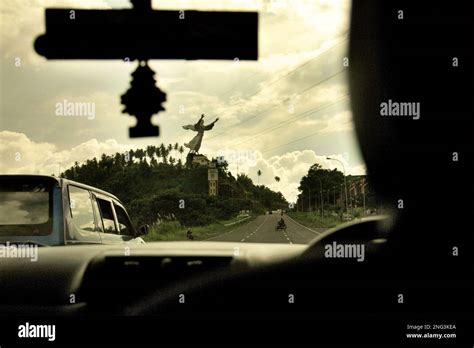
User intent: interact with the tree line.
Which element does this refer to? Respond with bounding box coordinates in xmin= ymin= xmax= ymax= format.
xmin=60 ymin=144 xmax=288 ymax=227
xmin=296 ymin=163 xmax=376 ymax=217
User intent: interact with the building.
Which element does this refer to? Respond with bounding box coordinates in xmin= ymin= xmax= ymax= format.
xmin=192 ymin=154 xmax=210 ymax=166
xmin=208 ymin=162 xmax=218 ymax=196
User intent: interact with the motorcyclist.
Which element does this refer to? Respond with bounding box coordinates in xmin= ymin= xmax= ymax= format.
xmin=277 ymin=218 xmax=286 ymax=229
xmin=186 ymin=229 xmax=194 ymax=240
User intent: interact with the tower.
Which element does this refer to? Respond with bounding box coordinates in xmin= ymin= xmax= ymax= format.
xmin=208 ymin=162 xmax=218 ymax=196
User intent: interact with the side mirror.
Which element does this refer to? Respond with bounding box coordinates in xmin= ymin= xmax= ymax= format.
xmin=137 ymin=224 xmax=149 ymax=236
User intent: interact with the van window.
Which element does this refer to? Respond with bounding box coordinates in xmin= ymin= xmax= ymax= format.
xmin=91 ymin=198 xmax=104 ymax=233
xmin=0 ymin=178 xmax=53 ymax=236
xmin=96 ymin=198 xmax=117 ymax=234
xmin=114 ymin=203 xmax=134 ymax=237
xmin=68 ymin=186 xmax=96 ymax=232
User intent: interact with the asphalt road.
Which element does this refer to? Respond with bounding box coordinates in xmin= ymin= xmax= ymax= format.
xmin=208 ymin=213 xmax=326 ymax=244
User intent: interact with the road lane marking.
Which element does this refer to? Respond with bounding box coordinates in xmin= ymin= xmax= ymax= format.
xmin=280 ymin=228 xmax=293 ymax=244
xmin=241 ymin=215 xmax=268 ymax=242
xmin=205 ymin=216 xmax=259 ymax=240
xmin=285 ymin=214 xmax=322 ymax=234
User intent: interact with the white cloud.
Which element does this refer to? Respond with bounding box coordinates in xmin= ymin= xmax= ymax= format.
xmin=225 ymin=149 xmax=366 ymax=202
xmin=0 ymin=0 xmax=113 ymax=64
xmin=0 ymin=131 xmax=136 ymax=176
xmin=1 ymin=131 xmax=365 ymax=202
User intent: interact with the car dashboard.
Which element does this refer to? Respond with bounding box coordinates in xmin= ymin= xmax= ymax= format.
xmin=0 ymin=242 xmax=306 ymax=316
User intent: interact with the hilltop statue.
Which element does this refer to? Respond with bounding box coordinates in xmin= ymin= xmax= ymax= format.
xmin=182 ymin=114 xmax=219 ymax=154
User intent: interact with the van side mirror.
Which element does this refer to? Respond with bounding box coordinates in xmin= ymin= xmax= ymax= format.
xmin=137 ymin=224 xmax=149 ymax=236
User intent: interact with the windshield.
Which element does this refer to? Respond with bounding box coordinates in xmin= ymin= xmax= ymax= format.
xmin=0 ymin=179 xmax=53 ymax=236
xmin=0 ymin=0 xmax=376 ymax=244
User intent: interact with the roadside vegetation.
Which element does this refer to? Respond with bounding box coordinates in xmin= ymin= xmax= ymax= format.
xmin=287 ymin=211 xmax=341 ymax=229
xmin=290 ymin=162 xmax=378 ymax=229
xmin=143 ymin=214 xmax=254 ymax=242
xmin=60 ymin=144 xmax=287 ymax=236
xmin=288 ymin=207 xmax=378 ymax=230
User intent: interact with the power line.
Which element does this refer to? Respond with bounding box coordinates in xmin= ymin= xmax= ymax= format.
xmin=225 ymin=33 xmax=347 ymax=99
xmin=260 ymin=110 xmax=359 ymax=155
xmin=208 ymin=67 xmax=347 ymax=141
xmin=255 ymin=34 xmax=348 ymax=91
xmin=261 ymin=130 xmax=321 ymax=154
xmin=217 ymin=70 xmax=264 ymax=99
xmin=206 ymin=100 xmax=278 ymax=140
xmin=230 ymin=76 xmax=348 ymax=147
xmin=232 ymin=95 xmax=348 ymax=147
xmin=207 ymin=34 xmax=349 ymax=129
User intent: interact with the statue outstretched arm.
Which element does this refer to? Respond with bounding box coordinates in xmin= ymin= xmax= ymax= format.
xmin=203 ymin=118 xmax=219 ymax=131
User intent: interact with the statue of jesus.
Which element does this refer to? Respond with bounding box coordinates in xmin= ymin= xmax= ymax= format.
xmin=182 ymin=114 xmax=219 ymax=154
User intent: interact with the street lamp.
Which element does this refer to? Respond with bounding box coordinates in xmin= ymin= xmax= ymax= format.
xmin=319 ymin=179 xmax=323 ymax=217
xmin=327 ymin=157 xmax=349 ymax=216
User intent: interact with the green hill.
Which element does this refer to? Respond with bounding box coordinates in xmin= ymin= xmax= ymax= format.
xmin=60 ymin=144 xmax=287 ymax=229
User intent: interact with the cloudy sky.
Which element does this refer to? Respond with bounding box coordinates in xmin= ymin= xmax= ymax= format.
xmin=0 ymin=0 xmax=364 ymax=202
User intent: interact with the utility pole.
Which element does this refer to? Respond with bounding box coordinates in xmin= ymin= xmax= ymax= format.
xmin=327 ymin=157 xmax=349 ymax=216
xmin=348 ymin=179 xmax=353 ymax=214
xmin=319 ymin=180 xmax=323 ymax=218
xmin=362 ymin=188 xmax=366 ymax=213
xmin=361 ymin=178 xmax=366 ymax=214
xmin=305 ymin=186 xmax=311 ymax=213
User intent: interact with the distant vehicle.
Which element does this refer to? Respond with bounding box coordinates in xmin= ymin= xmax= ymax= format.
xmin=275 ymin=218 xmax=287 ymax=232
xmin=186 ymin=230 xmax=194 ymax=241
xmin=0 ymin=175 xmax=148 ymax=246
xmin=268 ymin=210 xmax=273 ymax=215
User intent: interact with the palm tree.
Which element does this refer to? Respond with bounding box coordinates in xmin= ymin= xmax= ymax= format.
xmin=135 ymin=149 xmax=145 ymax=162
xmin=146 ymin=145 xmax=155 ymax=164
xmin=128 ymin=149 xmax=135 ymax=165
xmin=155 ymin=146 xmax=161 ymax=164
xmin=159 ymin=144 xmax=167 ymax=163
xmin=178 ymin=145 xmax=185 ymax=162
xmin=257 ymin=169 xmax=262 ymax=185
xmin=174 ymin=142 xmax=179 ymax=158
xmin=114 ymin=152 xmax=123 ymax=168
